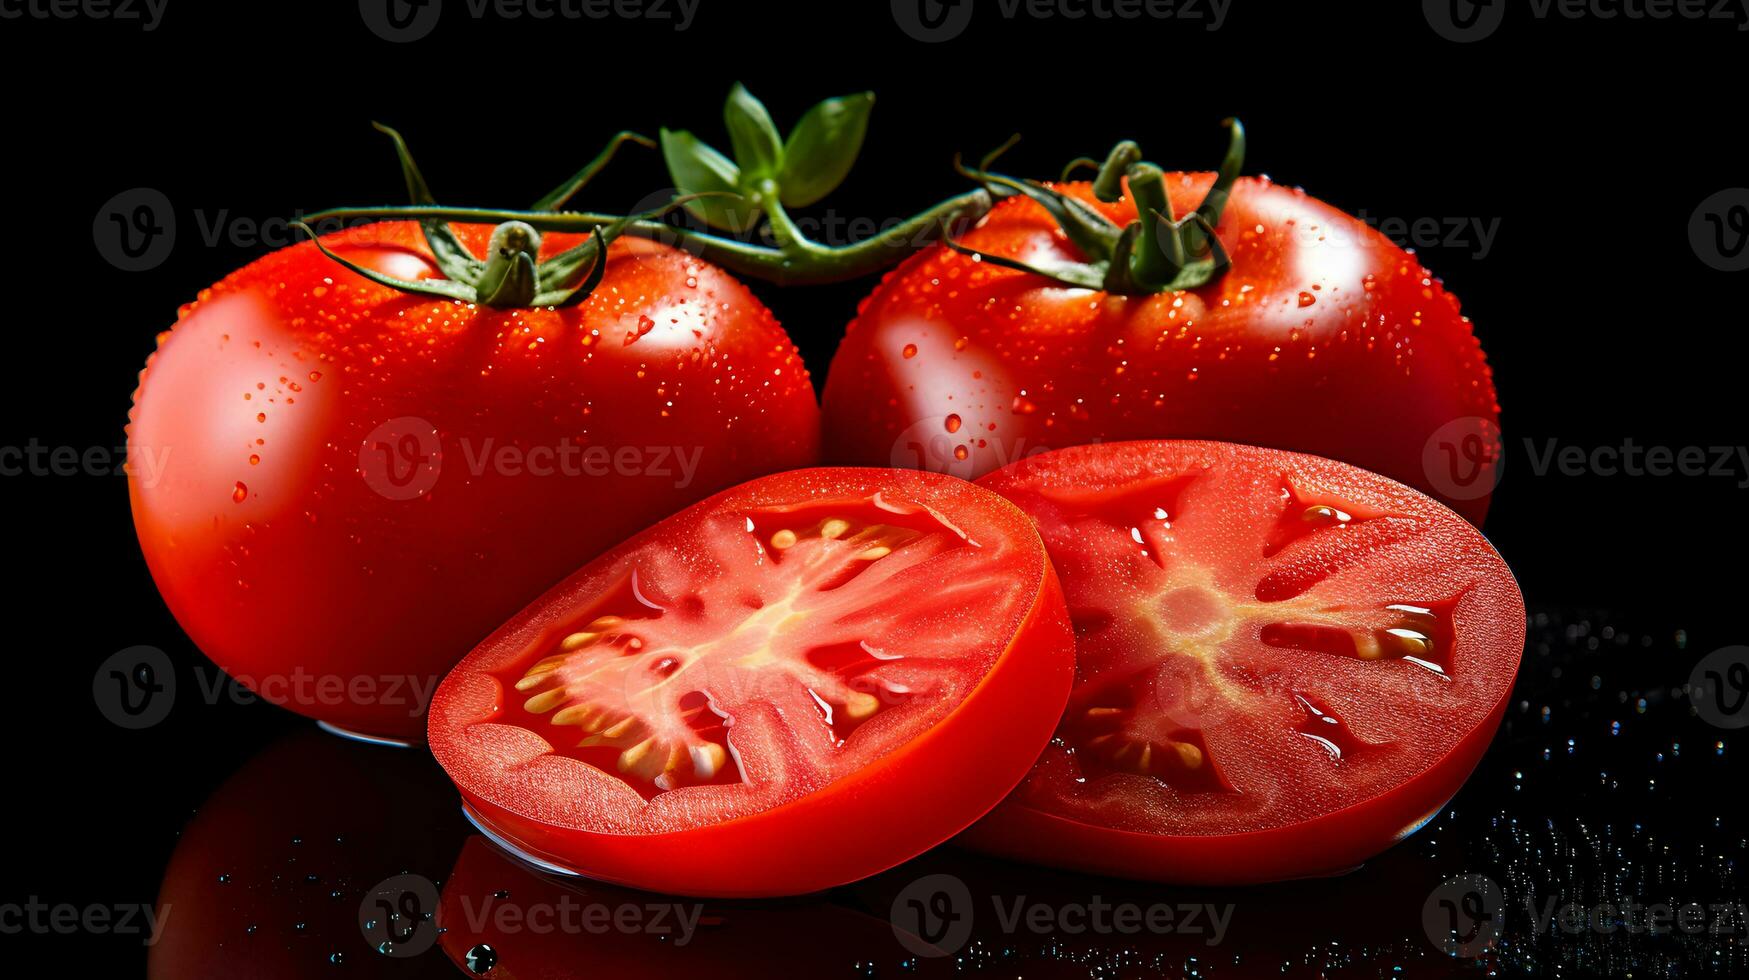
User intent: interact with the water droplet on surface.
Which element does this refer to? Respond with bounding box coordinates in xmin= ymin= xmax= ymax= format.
xmin=464 ymin=944 xmax=498 ymax=975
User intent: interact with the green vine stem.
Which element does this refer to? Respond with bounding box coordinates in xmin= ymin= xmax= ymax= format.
xmin=298 ymin=84 xmax=994 ymax=293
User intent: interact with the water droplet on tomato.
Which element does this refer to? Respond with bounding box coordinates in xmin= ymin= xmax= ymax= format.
xmin=901 ymin=343 xmax=918 ymax=359
xmin=232 ymin=482 xmax=248 ymax=503
xmin=1298 ymin=291 xmax=1317 ymax=307
xmin=944 ymin=414 xmax=962 ymax=434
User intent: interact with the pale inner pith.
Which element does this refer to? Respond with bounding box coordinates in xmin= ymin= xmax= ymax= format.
xmin=1063 ymin=482 xmax=1453 ymax=789
xmin=508 ymin=510 xmax=943 ymax=797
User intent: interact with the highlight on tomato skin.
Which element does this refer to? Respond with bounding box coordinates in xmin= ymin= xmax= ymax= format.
xmin=427 ymin=466 xmax=1076 ymax=899
xmin=957 ymin=440 xmax=1525 ymax=885
xmin=820 ymin=172 xmax=1502 ymax=525
xmin=126 ymin=221 xmax=820 ymax=742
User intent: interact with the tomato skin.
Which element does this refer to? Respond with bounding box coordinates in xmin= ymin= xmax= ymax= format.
xmin=957 ymin=440 xmax=1524 ymax=884
xmin=428 ymin=467 xmax=1074 ymax=898
xmin=821 ymin=175 xmax=1500 ymax=524
xmin=128 ymin=223 xmax=820 ymax=740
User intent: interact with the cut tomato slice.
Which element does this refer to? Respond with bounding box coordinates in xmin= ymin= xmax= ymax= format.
xmin=428 ymin=468 xmax=1073 ymax=897
xmin=960 ymin=441 xmax=1524 ymax=884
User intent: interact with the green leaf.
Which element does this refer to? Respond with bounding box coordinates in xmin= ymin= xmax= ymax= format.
xmin=659 ymin=127 xmax=756 ymax=232
xmin=723 ymin=82 xmax=784 ymax=181
xmin=778 ymin=92 xmax=874 ymax=208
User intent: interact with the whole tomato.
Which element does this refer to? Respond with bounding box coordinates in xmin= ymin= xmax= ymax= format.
xmin=821 ymin=125 xmax=1500 ymax=523
xmin=128 ymin=220 xmax=819 ymax=740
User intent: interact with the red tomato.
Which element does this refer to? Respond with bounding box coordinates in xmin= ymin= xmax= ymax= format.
xmin=128 ymin=222 xmax=819 ymax=740
xmin=427 ymin=467 xmax=1074 ymax=898
xmin=959 ymin=440 xmax=1524 ymax=884
xmin=821 ymin=176 xmax=1501 ymax=524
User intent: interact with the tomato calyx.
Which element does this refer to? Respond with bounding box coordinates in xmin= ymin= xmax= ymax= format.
xmin=944 ymin=119 xmax=1247 ymax=296
xmin=288 ymin=125 xmax=720 ymax=309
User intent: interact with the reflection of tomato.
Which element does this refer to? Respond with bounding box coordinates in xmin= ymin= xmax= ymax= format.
xmin=129 ymin=222 xmax=819 ymax=739
xmin=437 ymin=836 xmax=946 ymax=978
xmin=147 ymin=730 xmax=466 ymax=978
xmin=960 ymin=441 xmax=1523 ymax=883
xmin=429 ymin=467 xmax=1074 ymax=897
xmin=821 ymin=176 xmax=1500 ymax=523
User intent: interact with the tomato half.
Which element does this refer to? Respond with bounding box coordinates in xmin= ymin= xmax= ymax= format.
xmin=427 ymin=467 xmax=1074 ymax=898
xmin=821 ymin=175 xmax=1501 ymax=524
xmin=959 ymin=441 xmax=1524 ymax=884
xmin=128 ymin=222 xmax=819 ymax=740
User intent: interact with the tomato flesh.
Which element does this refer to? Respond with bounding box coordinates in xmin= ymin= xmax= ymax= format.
xmin=960 ymin=441 xmax=1524 ymax=883
xmin=429 ymin=468 xmax=1074 ymax=897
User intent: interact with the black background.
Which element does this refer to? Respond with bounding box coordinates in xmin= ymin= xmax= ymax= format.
xmin=2 ymin=1 xmax=1744 ymax=976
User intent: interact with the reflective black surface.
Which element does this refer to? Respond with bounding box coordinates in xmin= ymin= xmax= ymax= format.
xmin=101 ymin=606 xmax=1739 ymax=979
